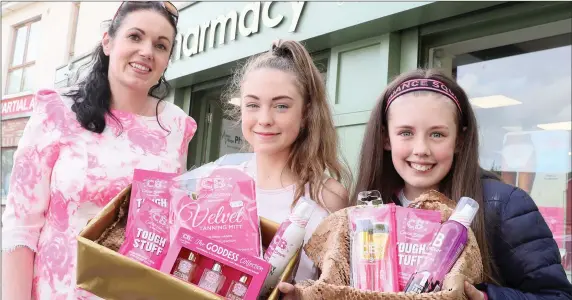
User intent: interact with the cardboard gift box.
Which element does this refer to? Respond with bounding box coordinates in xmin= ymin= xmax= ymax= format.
xmin=77 ymin=185 xmax=299 ymax=300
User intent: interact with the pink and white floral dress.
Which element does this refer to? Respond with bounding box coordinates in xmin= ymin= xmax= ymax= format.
xmin=1 ymin=89 xmax=197 ymax=299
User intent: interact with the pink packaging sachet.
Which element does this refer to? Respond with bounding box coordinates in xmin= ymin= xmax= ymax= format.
xmin=124 ymin=169 xmax=177 ymax=233
xmin=118 ymin=169 xmax=177 ymax=269
xmin=348 ymin=204 xmax=400 ymax=292
xmin=395 ymin=206 xmax=442 ymax=291
xmin=119 ymin=198 xmax=170 ymax=269
xmin=171 ymin=166 xmax=262 ymax=258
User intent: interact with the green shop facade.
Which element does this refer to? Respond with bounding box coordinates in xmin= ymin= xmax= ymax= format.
xmin=60 ymin=1 xmax=572 ymax=279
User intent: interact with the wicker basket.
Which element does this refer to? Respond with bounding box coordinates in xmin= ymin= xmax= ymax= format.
xmin=294 ymin=190 xmax=484 ymax=300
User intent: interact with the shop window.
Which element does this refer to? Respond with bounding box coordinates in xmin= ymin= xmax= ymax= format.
xmin=429 ymin=22 xmax=572 ymax=279
xmin=6 ymin=19 xmax=40 ymax=96
xmin=314 ymin=56 xmax=329 ymax=83
xmin=1 ymin=148 xmax=16 ymax=202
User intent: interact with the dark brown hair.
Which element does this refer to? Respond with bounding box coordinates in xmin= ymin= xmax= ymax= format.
xmin=226 ymin=39 xmax=352 ymax=210
xmin=65 ymin=2 xmax=177 ymax=134
xmin=353 ymin=68 xmax=497 ymax=283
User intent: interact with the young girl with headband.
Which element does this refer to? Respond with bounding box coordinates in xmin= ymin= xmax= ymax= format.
xmin=353 ymin=68 xmax=572 ymax=299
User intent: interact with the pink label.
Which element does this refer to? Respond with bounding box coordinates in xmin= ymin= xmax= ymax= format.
xmin=178 ymin=261 xmax=193 ymax=273
xmin=119 ymin=199 xmax=170 ymax=269
xmin=160 ymin=227 xmax=270 ymax=300
xmin=125 ymin=169 xmax=176 ymax=233
xmin=200 ymin=271 xmax=221 ymax=292
xmin=264 ymin=219 xmax=291 ymax=260
xmin=119 ymin=169 xmax=176 ymax=270
xmin=395 ymin=206 xmax=441 ymax=291
xmin=174 ymin=229 xmax=267 ymax=274
xmin=172 ymin=167 xmax=261 ymax=257
xmin=232 ymin=283 xmax=247 ymax=296
xmin=421 ymin=221 xmax=467 ymax=284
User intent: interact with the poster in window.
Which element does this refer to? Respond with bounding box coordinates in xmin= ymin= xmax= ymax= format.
xmin=219 ymin=118 xmax=246 ymax=157
xmin=1 ymin=148 xmax=17 ymax=202
xmin=2 ymin=117 xmax=29 ymax=147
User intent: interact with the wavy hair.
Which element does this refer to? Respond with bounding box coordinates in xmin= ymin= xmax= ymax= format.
xmin=226 ymin=39 xmax=352 ymax=209
xmin=64 ymin=2 xmax=177 ymax=133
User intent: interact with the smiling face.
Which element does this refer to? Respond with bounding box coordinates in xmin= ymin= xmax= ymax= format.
xmin=385 ymin=92 xmax=459 ymax=197
xmin=102 ymin=9 xmax=174 ymax=92
xmin=240 ymin=68 xmax=305 ymax=156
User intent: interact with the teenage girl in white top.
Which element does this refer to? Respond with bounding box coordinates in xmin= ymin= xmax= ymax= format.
xmin=227 ymin=39 xmax=352 ymax=298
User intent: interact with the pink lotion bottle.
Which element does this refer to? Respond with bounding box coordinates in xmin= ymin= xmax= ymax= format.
xmin=225 ymin=275 xmax=250 ymax=300
xmin=404 ymin=197 xmax=479 ymax=293
xmin=198 ymin=262 xmax=226 ymax=294
xmin=261 ymin=201 xmax=315 ymax=295
xmin=172 ymin=252 xmax=198 ymax=282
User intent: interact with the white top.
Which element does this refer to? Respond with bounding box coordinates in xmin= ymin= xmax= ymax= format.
xmin=398 ymin=189 xmax=413 ymax=207
xmin=243 ymin=157 xmax=329 ymax=283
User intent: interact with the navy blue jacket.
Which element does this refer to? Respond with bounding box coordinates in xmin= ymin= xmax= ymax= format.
xmin=477 ymin=178 xmax=572 ymax=299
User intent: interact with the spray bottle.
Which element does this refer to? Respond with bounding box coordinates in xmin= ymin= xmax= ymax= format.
xmin=404 ymin=197 xmax=479 ymax=293
xmin=261 ymin=201 xmax=315 ymax=295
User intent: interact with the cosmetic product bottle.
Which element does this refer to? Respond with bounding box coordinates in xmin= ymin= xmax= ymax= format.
xmin=353 ymin=219 xmax=373 ymax=290
xmin=198 ymin=262 xmax=226 ymax=294
xmin=372 ymin=222 xmax=389 ymax=291
xmin=172 ymin=252 xmax=198 ymax=282
xmin=404 ymin=197 xmax=479 ymax=293
xmin=225 ymin=275 xmax=249 ymax=300
xmin=261 ymin=201 xmax=315 ymax=295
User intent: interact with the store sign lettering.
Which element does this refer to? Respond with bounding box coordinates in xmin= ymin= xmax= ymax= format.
xmin=174 ymin=1 xmax=306 ymax=60
xmin=1 ymin=94 xmax=34 ymax=117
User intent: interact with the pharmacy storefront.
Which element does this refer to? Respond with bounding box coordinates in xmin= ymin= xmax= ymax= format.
xmin=63 ymin=1 xmax=572 ymax=278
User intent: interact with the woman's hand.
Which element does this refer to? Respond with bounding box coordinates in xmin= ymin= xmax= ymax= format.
xmin=464 ymin=281 xmax=486 ymax=300
xmin=2 ymin=247 xmax=35 ymax=300
xmin=277 ymin=282 xmax=299 ymax=300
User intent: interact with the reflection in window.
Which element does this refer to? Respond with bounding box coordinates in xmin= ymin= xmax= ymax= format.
xmin=1 ymin=148 xmax=16 ymax=199
xmin=453 ymin=33 xmax=572 ymax=275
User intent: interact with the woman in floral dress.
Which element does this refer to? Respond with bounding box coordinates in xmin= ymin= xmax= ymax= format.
xmin=1 ymin=2 xmax=196 ymax=299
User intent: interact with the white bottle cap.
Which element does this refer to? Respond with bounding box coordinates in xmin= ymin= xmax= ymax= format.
xmin=290 ymin=201 xmax=315 ymax=227
xmin=448 ymin=197 xmax=479 ymax=228
xmin=212 ymin=262 xmax=222 ymax=272
xmin=239 ymin=275 xmax=248 ymax=284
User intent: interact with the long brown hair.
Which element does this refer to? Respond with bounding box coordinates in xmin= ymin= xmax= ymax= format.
xmin=226 ymin=39 xmax=352 ymax=209
xmin=353 ymin=68 xmax=497 ymax=283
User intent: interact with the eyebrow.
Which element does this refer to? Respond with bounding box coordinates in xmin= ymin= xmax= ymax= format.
xmin=244 ymin=95 xmax=294 ymax=101
xmin=394 ymin=125 xmax=450 ymax=130
xmin=128 ymin=27 xmax=172 ymax=45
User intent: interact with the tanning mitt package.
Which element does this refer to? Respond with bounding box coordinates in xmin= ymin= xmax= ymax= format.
xmin=170 ymin=163 xmax=262 ymax=258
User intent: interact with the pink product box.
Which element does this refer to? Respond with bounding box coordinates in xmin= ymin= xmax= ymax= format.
xmin=171 ymin=166 xmax=263 ymax=258
xmin=395 ymin=206 xmax=442 ymax=291
xmin=161 ymin=227 xmax=271 ymax=300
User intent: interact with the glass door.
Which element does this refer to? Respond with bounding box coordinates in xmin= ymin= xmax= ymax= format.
xmin=427 ymin=19 xmax=572 ymax=279
xmin=188 ymin=78 xmax=248 ymax=167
